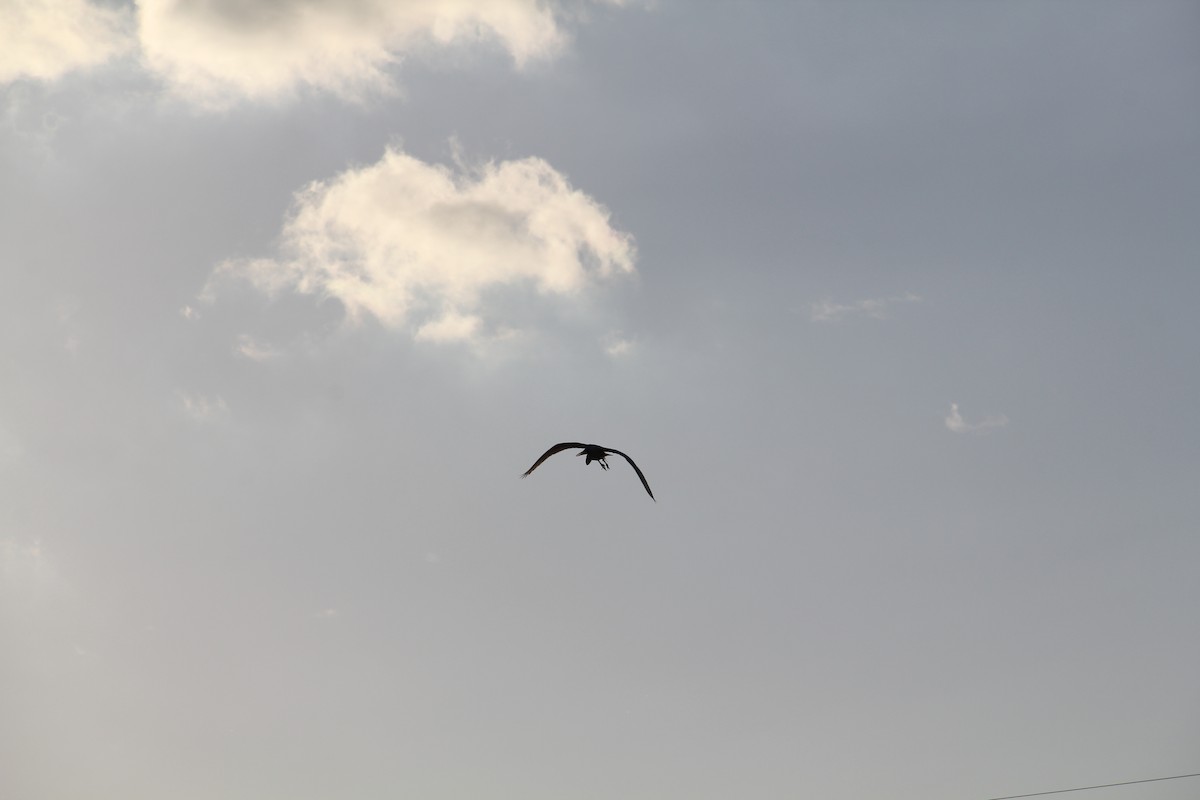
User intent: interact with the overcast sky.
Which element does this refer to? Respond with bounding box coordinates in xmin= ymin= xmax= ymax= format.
xmin=2 ymin=2 xmax=1199 ymax=799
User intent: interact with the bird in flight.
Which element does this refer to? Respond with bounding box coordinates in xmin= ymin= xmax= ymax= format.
xmin=522 ymin=443 xmax=655 ymax=501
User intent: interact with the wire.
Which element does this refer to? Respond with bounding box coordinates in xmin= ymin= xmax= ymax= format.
xmin=986 ymin=771 xmax=1200 ymax=800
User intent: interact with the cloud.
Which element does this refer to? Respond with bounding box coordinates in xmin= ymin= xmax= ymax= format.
xmin=179 ymin=391 xmax=229 ymax=421
xmin=0 ymin=536 xmax=54 ymax=588
xmin=602 ymin=331 xmax=636 ymax=358
xmin=3 ymin=2 xmax=620 ymax=108
xmin=0 ymin=85 xmax=67 ymax=164
xmin=234 ymin=334 xmax=281 ymax=361
xmin=810 ymin=292 xmax=921 ymax=323
xmin=207 ymin=146 xmax=636 ymax=345
xmin=136 ymin=0 xmax=570 ymax=107
xmin=944 ymin=402 xmax=1009 ymax=434
xmin=414 ymin=310 xmax=482 ymax=343
xmin=0 ymin=0 xmax=135 ymax=84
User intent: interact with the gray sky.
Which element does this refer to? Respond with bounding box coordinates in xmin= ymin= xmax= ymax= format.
xmin=2 ymin=2 xmax=1198 ymax=798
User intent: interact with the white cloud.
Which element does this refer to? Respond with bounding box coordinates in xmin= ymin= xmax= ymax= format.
xmin=945 ymin=402 xmax=1009 ymax=434
xmin=207 ymin=147 xmax=636 ymax=345
xmin=179 ymin=391 xmax=229 ymax=421
xmin=810 ymin=292 xmax=921 ymax=323
xmin=3 ymin=2 xmax=617 ymax=107
xmin=603 ymin=332 xmax=635 ymax=358
xmin=414 ymin=310 xmax=482 ymax=343
xmin=3 ymin=2 xmax=630 ymax=110
xmin=314 ymin=608 xmax=339 ymax=620
xmin=234 ymin=334 xmax=281 ymax=361
xmin=137 ymin=0 xmax=569 ymax=107
xmin=0 ymin=0 xmax=135 ymax=84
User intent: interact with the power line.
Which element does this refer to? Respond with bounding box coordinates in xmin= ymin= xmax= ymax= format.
xmin=987 ymin=771 xmax=1200 ymax=800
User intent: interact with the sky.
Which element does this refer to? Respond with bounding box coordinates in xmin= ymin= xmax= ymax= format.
xmin=2 ymin=1 xmax=1199 ymax=798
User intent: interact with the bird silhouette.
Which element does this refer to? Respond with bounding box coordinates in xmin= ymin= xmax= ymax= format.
xmin=522 ymin=442 xmax=655 ymax=501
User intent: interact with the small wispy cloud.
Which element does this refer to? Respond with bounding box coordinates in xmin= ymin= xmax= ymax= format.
xmin=55 ymin=297 xmax=81 ymax=323
xmin=414 ymin=311 xmax=483 ymax=344
xmin=603 ymin=332 xmax=636 ymax=358
xmin=0 ymin=536 xmax=53 ymax=586
xmin=1 ymin=87 xmax=66 ymax=163
xmin=945 ymin=402 xmax=1009 ymax=434
xmin=810 ymin=292 xmax=921 ymax=323
xmin=179 ymin=392 xmax=228 ymax=422
xmin=180 ymin=305 xmax=200 ymax=321
xmin=1 ymin=536 xmax=42 ymax=564
xmin=55 ymin=298 xmax=83 ymax=356
xmin=314 ymin=608 xmax=339 ymax=620
xmin=234 ymin=334 xmax=281 ymax=362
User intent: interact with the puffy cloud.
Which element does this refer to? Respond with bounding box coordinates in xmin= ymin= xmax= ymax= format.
xmin=2 ymin=1 xmax=626 ymax=108
xmin=207 ymin=147 xmax=636 ymax=345
xmin=945 ymin=402 xmax=1009 ymax=434
xmin=137 ymin=0 xmax=568 ymax=106
xmin=810 ymin=292 xmax=921 ymax=323
xmin=0 ymin=0 xmax=135 ymax=84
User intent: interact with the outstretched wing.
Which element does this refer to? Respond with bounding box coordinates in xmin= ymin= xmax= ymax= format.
xmin=604 ymin=448 xmax=656 ymax=501
xmin=522 ymin=443 xmax=587 ymax=477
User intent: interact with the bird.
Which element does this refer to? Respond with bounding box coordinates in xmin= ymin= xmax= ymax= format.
xmin=522 ymin=442 xmax=655 ymax=501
